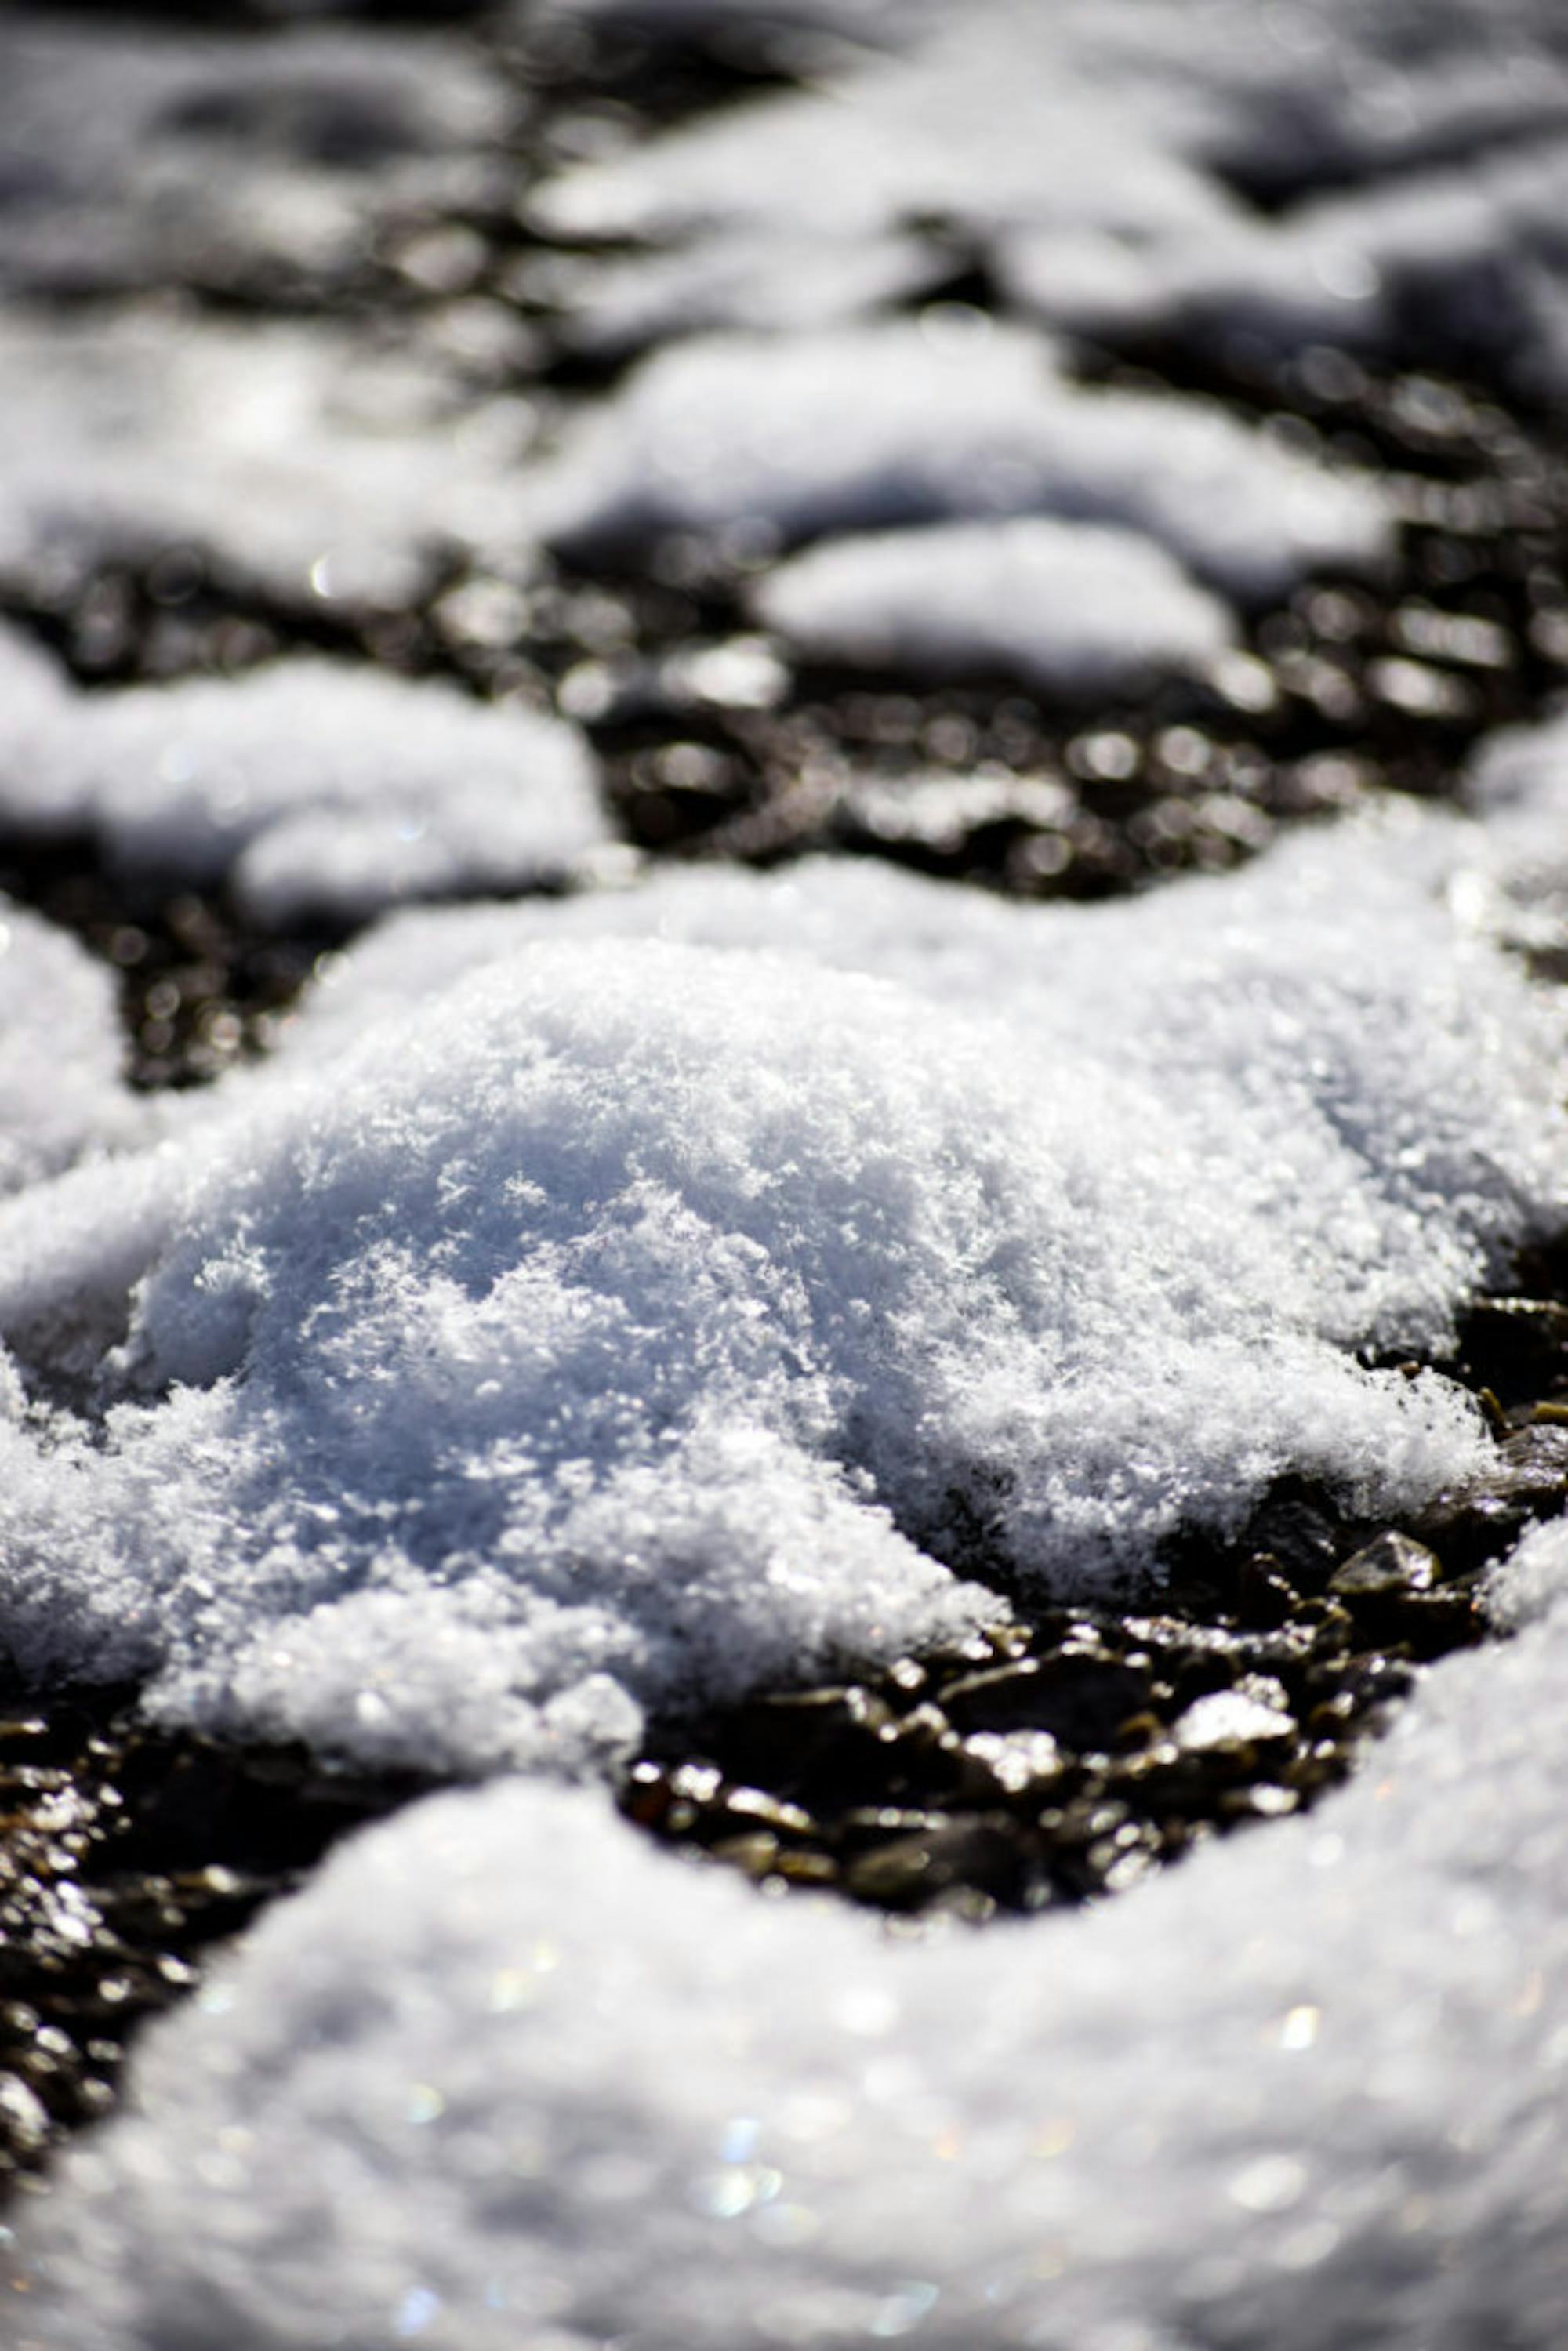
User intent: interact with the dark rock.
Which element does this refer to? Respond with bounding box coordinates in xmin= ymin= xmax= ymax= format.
xmin=1243 ymin=1490 xmax=1341 ymax=1591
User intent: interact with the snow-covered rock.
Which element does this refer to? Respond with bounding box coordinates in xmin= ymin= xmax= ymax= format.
xmin=750 ymin=517 xmax=1236 ymax=695
xmin=532 ymin=0 xmax=1568 ymax=397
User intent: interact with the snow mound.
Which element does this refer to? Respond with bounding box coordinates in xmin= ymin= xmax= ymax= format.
xmin=0 ymin=807 xmax=1559 ymax=1774
xmin=750 ymin=517 xmax=1236 ymax=695
xmin=1002 ymin=134 xmax=1568 ymax=389
xmin=17 ymin=1519 xmax=1568 ymax=2349
xmin=0 ymin=631 xmax=606 ymax=927
xmin=0 ymin=305 xmax=543 ymax=611
xmin=1465 ymin=702 xmax=1568 ymax=822
xmin=280 ymin=815 xmax=1560 ymax=1357
xmin=535 ymin=324 xmax=1391 ymax=597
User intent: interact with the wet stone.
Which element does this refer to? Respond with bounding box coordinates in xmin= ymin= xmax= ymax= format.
xmin=686 ymin=1688 xmax=898 ymax=1812
xmin=1409 ymin=1425 xmax=1568 ymax=1575
xmin=1235 ymin=1555 xmax=1300 ymax=1628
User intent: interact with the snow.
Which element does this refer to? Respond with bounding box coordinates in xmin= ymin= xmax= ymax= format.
xmin=528 ymin=10 xmax=1232 ymax=249
xmin=0 ymin=900 xmax=140 ymax=1198
xmin=1 ymin=5 xmax=1567 ymax=2336
xmin=0 ymin=10 xmax=510 ymax=296
xmin=0 ymin=304 xmax=545 ymax=611
xmin=749 ymin=517 xmax=1236 ymax=696
xmin=1465 ymin=702 xmax=1568 ymax=823
xmin=0 ymin=803 xmax=1559 ymax=1776
xmin=534 ymin=323 xmax=1392 ymax=598
xmin=15 ymin=1511 xmax=1568 ymax=2349
xmin=0 ymin=628 xmax=606 ymax=927
xmin=279 ymin=816 xmax=1563 ymax=1360
xmin=539 ymin=229 xmax=944 ymax=360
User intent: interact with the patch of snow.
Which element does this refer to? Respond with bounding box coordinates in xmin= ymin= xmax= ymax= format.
xmin=1452 ymin=704 xmax=1568 ymax=962
xmin=0 ymin=629 xmax=606 ymax=927
xmin=16 ymin=1517 xmax=1568 ymax=2348
xmin=0 ymin=304 xmax=545 ymax=611
xmin=750 ymin=517 xmax=1236 ymax=695
xmin=1003 ymin=134 xmax=1568 ymax=390
xmin=1464 ymin=702 xmax=1568 ymax=824
xmin=533 ymin=323 xmax=1391 ymax=597
xmin=0 ymin=804 xmax=1559 ymax=1774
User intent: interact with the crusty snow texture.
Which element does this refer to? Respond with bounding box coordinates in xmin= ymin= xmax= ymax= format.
xmin=0 ymin=807 xmax=1560 ymax=1776
xmin=0 ymin=628 xmax=605 ymax=925
xmin=15 ymin=1522 xmax=1568 ymax=2351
